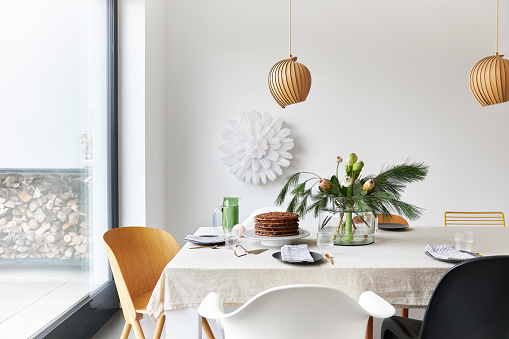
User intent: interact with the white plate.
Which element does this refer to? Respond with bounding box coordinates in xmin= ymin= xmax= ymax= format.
xmin=243 ymin=229 xmax=310 ymax=246
xmin=186 ymin=235 xmax=225 ymax=246
xmin=424 ymin=251 xmax=480 ymax=263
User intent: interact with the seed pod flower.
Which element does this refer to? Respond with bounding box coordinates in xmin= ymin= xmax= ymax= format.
xmin=335 ymin=156 xmax=343 ymax=163
xmin=318 ymin=178 xmax=333 ymax=191
xmin=361 ymin=179 xmax=375 ymax=191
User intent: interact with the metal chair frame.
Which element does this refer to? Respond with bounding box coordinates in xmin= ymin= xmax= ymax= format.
xmin=444 ymin=211 xmax=505 ymax=227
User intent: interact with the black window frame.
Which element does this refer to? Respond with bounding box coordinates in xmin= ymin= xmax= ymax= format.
xmin=36 ymin=0 xmax=120 ymax=337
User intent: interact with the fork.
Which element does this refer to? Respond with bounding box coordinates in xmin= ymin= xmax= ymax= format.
xmin=190 ymin=245 xmax=218 ymax=249
xmin=325 ymin=254 xmax=334 ymax=265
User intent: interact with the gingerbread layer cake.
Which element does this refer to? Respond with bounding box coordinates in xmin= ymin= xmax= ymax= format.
xmin=254 ymin=212 xmax=300 ymax=237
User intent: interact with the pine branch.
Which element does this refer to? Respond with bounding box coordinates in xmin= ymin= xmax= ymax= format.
xmin=367 ymin=161 xmax=428 ymax=199
xmin=275 ymin=160 xmax=428 ymax=220
xmin=275 ymin=173 xmax=300 ymax=206
xmin=296 ymin=189 xmax=312 ymax=216
xmin=286 ymin=193 xmax=299 ymax=213
xmin=291 ymin=181 xmax=307 ymax=196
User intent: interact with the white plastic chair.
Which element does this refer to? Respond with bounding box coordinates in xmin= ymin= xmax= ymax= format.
xmin=198 ymin=284 xmax=395 ymax=339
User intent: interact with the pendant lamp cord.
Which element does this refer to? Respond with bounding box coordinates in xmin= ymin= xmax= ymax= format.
xmin=496 ymin=0 xmax=499 ymax=55
xmin=289 ymin=0 xmax=292 ymax=57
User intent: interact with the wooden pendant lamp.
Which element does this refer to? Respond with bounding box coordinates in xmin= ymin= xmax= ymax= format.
xmin=469 ymin=0 xmax=509 ymax=106
xmin=268 ymin=0 xmax=311 ymax=108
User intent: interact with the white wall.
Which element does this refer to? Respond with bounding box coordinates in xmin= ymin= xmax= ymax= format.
xmin=145 ymin=0 xmax=167 ymax=230
xmin=116 ymin=2 xmax=507 ymax=338
xmin=161 ymin=0 xmax=509 ymax=243
xmin=118 ymin=0 xmax=146 ymax=226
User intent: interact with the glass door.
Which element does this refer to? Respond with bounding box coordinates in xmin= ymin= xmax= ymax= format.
xmin=0 ymin=0 xmax=117 ymax=337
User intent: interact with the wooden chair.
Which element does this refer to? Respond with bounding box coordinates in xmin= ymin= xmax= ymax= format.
xmin=377 ymin=214 xmax=409 ymax=226
xmin=103 ymin=226 xmax=215 ymax=339
xmin=198 ymin=285 xmax=395 ymax=339
xmin=444 ymin=211 xmax=505 ymax=227
xmin=377 ymin=214 xmax=410 ymax=318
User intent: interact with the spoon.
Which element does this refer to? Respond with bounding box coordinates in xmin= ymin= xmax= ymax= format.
xmin=325 ymin=254 xmax=334 ymax=265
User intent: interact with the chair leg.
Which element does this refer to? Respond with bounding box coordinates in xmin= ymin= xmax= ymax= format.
xmin=153 ymin=314 xmax=165 ymax=339
xmin=202 ymin=317 xmax=216 ymax=339
xmin=365 ymin=316 xmax=373 ymax=339
xmin=121 ymin=322 xmax=132 ymax=339
xmin=132 ymin=319 xmax=146 ymax=339
xmin=401 ymin=307 xmax=409 ymax=318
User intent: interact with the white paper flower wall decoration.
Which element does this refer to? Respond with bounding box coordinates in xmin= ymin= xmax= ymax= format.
xmin=219 ymin=110 xmax=294 ymax=185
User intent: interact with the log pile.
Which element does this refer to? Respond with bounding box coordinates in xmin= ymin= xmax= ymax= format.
xmin=0 ymin=172 xmax=89 ymax=260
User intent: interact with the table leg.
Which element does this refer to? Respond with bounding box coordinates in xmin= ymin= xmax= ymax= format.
xmin=202 ymin=317 xmax=215 ymax=339
xmin=197 ymin=313 xmax=202 ymax=339
xmin=401 ymin=307 xmax=409 ymax=317
xmin=365 ymin=316 xmax=373 ymax=339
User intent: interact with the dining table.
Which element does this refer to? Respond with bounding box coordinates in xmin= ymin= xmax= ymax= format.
xmin=146 ymin=225 xmax=509 ymax=339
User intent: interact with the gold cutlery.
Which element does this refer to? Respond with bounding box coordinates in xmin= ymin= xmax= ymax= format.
xmin=325 ymin=254 xmax=334 ymax=265
xmin=190 ymin=245 xmax=218 ymax=249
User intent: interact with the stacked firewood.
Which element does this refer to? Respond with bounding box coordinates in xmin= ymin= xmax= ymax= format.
xmin=0 ymin=173 xmax=89 ymax=260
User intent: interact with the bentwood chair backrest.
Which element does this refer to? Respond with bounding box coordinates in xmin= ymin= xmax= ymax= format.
xmin=103 ymin=227 xmax=180 ymax=338
xmin=377 ymin=214 xmax=409 ymax=226
xmin=444 ymin=211 xmax=505 ymax=227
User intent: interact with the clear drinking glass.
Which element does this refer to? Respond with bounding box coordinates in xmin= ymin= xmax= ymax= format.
xmin=455 ymin=231 xmax=474 ymax=252
xmin=224 ymin=228 xmax=239 ymax=250
xmin=317 ymin=232 xmax=334 ymax=255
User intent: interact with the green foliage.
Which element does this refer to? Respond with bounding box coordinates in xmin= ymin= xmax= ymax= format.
xmin=274 ymin=159 xmax=429 ymax=220
xmin=275 ymin=172 xmax=300 ymax=206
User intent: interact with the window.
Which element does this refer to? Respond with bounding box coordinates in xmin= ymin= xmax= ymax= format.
xmin=0 ymin=0 xmax=118 ymax=337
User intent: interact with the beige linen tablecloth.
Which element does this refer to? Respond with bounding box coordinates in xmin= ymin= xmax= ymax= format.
xmin=147 ymin=226 xmax=509 ymax=321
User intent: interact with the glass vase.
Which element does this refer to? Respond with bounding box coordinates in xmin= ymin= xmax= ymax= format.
xmin=318 ymin=197 xmax=376 ymax=245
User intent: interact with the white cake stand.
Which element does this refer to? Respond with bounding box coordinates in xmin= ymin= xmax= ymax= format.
xmin=243 ymin=229 xmax=310 ymax=247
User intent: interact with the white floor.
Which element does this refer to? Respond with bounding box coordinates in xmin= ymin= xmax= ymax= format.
xmin=0 ymin=265 xmax=91 ymax=339
xmin=93 ymin=310 xmax=166 ymax=339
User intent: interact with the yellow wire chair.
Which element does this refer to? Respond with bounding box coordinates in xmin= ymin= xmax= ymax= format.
xmin=444 ymin=212 xmax=505 ymax=227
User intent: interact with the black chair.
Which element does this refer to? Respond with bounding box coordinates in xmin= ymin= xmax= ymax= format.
xmin=381 ymin=255 xmax=509 ymax=339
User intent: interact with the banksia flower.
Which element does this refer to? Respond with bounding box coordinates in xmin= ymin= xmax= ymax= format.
xmin=361 ymin=179 xmax=375 ymax=191
xmin=318 ymin=178 xmax=333 ymax=191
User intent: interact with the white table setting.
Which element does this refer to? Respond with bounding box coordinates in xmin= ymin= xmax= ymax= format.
xmin=146 ymin=224 xmax=509 ymax=338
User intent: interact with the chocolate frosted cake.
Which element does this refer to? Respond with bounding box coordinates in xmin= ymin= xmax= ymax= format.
xmin=254 ymin=212 xmax=300 ymax=237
